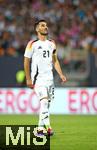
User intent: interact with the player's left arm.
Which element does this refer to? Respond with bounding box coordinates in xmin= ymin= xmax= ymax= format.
xmin=52 ymin=48 xmax=67 ymax=83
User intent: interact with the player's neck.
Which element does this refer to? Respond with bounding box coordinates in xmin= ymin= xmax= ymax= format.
xmin=38 ymin=34 xmax=47 ymax=41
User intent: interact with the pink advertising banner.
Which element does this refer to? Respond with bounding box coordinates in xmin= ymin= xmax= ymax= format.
xmin=0 ymin=88 xmax=97 ymax=114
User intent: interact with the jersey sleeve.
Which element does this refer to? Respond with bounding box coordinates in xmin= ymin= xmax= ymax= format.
xmin=24 ymin=40 xmax=34 ymax=58
xmin=51 ymin=40 xmax=57 ymax=54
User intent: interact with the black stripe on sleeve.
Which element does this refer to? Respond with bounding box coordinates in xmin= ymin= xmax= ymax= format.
xmin=53 ymin=49 xmax=56 ymax=54
xmin=33 ymin=65 xmax=38 ymax=85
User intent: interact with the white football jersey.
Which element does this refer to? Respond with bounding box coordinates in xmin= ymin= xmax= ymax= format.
xmin=24 ymin=39 xmax=56 ymax=86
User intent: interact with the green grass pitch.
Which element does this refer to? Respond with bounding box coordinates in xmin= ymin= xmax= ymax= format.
xmin=0 ymin=115 xmax=97 ymax=150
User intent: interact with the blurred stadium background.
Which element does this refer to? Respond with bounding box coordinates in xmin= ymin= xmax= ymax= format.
xmin=0 ymin=0 xmax=97 ymax=150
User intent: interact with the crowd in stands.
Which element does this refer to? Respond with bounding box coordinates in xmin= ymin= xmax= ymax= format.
xmin=0 ymin=0 xmax=97 ymax=56
xmin=0 ymin=0 xmax=97 ymax=86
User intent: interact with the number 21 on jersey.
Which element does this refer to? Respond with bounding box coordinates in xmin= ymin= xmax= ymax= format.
xmin=43 ymin=50 xmax=50 ymax=58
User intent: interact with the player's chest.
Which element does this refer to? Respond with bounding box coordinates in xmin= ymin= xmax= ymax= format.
xmin=33 ymin=43 xmax=53 ymax=59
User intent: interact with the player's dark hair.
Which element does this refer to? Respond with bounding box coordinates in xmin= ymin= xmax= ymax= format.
xmin=34 ymin=19 xmax=47 ymax=31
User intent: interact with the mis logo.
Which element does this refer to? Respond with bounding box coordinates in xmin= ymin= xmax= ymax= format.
xmin=0 ymin=125 xmax=50 ymax=150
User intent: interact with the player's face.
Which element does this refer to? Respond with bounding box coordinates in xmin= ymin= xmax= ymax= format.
xmin=37 ymin=22 xmax=48 ymax=35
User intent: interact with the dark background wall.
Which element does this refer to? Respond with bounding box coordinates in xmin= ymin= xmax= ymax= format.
xmin=0 ymin=53 xmax=97 ymax=87
xmin=0 ymin=56 xmax=24 ymax=87
xmin=89 ymin=53 xmax=97 ymax=87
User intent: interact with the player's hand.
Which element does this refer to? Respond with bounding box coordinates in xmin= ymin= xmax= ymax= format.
xmin=26 ymin=79 xmax=34 ymax=89
xmin=60 ymin=74 xmax=67 ymax=83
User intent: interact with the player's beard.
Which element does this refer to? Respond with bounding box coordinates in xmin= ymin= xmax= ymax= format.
xmin=40 ymin=29 xmax=48 ymax=36
xmin=40 ymin=32 xmax=48 ymax=36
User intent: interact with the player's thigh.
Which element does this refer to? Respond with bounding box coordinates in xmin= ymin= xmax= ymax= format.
xmin=34 ymin=86 xmax=48 ymax=100
xmin=47 ymin=85 xmax=54 ymax=100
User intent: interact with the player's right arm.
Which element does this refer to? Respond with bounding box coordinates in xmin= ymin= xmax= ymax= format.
xmin=24 ymin=41 xmax=33 ymax=88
